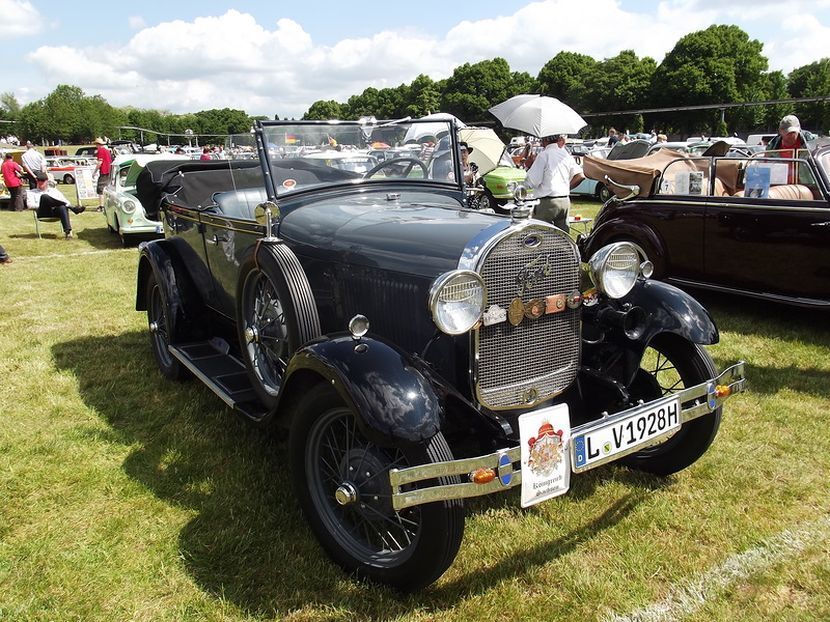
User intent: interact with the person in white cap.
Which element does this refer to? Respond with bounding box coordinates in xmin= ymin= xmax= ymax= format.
xmin=767 ymin=114 xmax=809 ymax=184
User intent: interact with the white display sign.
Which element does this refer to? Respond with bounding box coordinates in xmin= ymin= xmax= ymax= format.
xmin=519 ymin=403 xmax=571 ymax=507
xmin=75 ymin=166 xmax=97 ymax=202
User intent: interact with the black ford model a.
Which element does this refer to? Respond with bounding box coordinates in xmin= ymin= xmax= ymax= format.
xmin=135 ymin=119 xmax=745 ymax=590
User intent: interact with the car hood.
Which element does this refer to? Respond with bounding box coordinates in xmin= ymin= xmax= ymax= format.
xmin=278 ymin=189 xmax=511 ymax=277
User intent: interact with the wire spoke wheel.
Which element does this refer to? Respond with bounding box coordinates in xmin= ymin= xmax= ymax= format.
xmin=306 ymin=407 xmax=422 ymax=564
xmin=291 ymin=387 xmax=465 ymax=590
xmin=622 ymin=335 xmax=722 ymax=476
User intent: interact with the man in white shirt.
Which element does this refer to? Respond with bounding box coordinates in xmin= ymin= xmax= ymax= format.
xmin=21 ymin=141 xmax=47 ymax=189
xmin=525 ymin=135 xmax=585 ymax=233
xmin=28 ymin=172 xmax=85 ymax=239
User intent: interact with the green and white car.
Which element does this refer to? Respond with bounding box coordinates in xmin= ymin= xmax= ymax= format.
xmin=103 ymin=154 xmax=187 ymax=245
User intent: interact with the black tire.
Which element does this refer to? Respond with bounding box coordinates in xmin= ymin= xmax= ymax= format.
xmin=290 ymin=386 xmax=465 ymax=591
xmin=64 ymin=174 xmax=75 ymax=184
xmin=478 ymin=188 xmax=497 ymax=212
xmin=597 ymin=183 xmax=612 ymax=203
xmin=621 ymin=334 xmax=721 ymax=476
xmin=146 ymin=272 xmax=187 ymax=381
xmin=236 ymin=245 xmax=319 ymax=409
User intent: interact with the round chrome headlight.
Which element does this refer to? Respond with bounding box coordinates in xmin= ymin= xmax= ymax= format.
xmin=429 ymin=270 xmax=486 ymax=335
xmin=122 ymin=199 xmax=137 ymax=214
xmin=588 ymin=242 xmax=642 ymax=299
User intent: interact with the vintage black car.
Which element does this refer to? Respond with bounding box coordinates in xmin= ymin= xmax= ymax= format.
xmin=135 ymin=119 xmax=745 ymax=590
xmin=580 ymin=141 xmax=830 ymax=308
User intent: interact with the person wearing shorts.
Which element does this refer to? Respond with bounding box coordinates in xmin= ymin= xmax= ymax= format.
xmin=93 ymin=137 xmax=112 ymax=211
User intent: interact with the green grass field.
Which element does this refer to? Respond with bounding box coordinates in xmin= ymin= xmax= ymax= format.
xmin=0 ymin=201 xmax=828 ymax=621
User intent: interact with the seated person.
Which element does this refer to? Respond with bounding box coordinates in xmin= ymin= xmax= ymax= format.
xmin=28 ymin=172 xmax=85 ymax=239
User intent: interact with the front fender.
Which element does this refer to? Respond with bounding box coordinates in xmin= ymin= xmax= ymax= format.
xmin=623 ymin=278 xmax=719 ymax=347
xmin=582 ymin=218 xmax=668 ymax=276
xmin=281 ymin=334 xmax=444 ymax=447
xmin=583 ymin=279 xmax=719 ymax=390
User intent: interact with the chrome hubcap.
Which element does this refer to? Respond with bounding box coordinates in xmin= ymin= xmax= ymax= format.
xmin=335 ymin=481 xmax=359 ymax=506
xmin=244 ymin=325 xmax=258 ymax=344
xmin=149 ymin=321 xmax=159 ymax=333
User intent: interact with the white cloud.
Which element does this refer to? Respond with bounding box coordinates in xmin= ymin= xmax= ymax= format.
xmin=128 ymin=15 xmax=146 ymax=30
xmin=21 ymin=2 xmax=830 ymax=118
xmin=0 ymin=0 xmax=42 ymax=37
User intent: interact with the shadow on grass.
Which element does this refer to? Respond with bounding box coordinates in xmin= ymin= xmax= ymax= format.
xmin=681 ymin=289 xmax=830 ymax=345
xmin=53 ymin=331 xmax=658 ymax=618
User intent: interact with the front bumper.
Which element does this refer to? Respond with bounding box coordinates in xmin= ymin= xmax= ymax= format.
xmin=389 ymin=361 xmax=746 ymax=510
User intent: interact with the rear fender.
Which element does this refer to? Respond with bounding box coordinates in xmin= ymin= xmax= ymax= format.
xmin=278 ymin=335 xmax=447 ymax=447
xmin=136 ymin=240 xmax=201 ymax=330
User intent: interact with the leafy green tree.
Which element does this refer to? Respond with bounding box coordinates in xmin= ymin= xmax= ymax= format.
xmin=303 ymin=99 xmax=346 ymax=120
xmin=404 ymin=74 xmax=441 ymax=118
xmin=537 ymin=51 xmax=597 ymax=113
xmin=586 ymin=50 xmax=656 ymax=132
xmin=346 ymin=87 xmax=381 ymax=119
xmin=652 ymin=25 xmax=767 ymax=133
xmin=789 ymin=58 xmax=830 ymax=133
xmin=440 ymin=58 xmax=533 ymax=124
xmin=0 ymin=92 xmax=20 ymax=119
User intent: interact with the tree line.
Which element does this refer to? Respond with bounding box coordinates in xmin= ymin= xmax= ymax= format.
xmin=1 ymin=25 xmax=827 ymax=144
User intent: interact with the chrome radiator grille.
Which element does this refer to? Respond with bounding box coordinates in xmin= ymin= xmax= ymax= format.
xmin=475 ymin=224 xmax=581 ymax=410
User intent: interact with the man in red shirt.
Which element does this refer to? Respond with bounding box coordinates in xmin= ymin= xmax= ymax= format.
xmin=93 ymin=137 xmax=113 ymax=211
xmin=1 ymin=153 xmax=26 ymax=211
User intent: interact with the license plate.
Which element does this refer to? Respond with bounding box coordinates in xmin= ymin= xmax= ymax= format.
xmin=571 ymin=395 xmax=680 ymax=471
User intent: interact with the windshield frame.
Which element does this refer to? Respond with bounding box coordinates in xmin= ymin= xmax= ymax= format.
xmin=255 ymin=119 xmax=465 ymax=201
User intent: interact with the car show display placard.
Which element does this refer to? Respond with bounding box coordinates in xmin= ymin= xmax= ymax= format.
xmin=74 ymin=166 xmax=97 ymax=202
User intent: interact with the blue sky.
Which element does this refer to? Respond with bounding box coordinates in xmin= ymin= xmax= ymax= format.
xmin=3 ymin=0 xmax=829 ymax=118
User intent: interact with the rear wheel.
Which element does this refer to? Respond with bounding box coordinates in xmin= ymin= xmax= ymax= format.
xmin=621 ymin=335 xmax=721 ymax=476
xmin=597 ymin=183 xmax=612 ymax=203
xmin=64 ymin=174 xmax=75 ymax=184
xmin=290 ymin=387 xmax=465 ymax=591
xmin=146 ymin=272 xmax=186 ymax=380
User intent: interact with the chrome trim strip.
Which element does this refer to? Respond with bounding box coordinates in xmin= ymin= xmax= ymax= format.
xmin=388 ymin=361 xmax=745 ymax=510
xmin=706 ymin=201 xmax=827 ymax=212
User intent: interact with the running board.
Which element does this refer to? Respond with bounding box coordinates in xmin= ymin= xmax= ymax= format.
xmin=169 ymin=341 xmax=269 ymax=421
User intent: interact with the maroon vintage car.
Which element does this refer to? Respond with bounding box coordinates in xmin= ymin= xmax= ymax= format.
xmin=579 ymin=142 xmax=830 ymax=309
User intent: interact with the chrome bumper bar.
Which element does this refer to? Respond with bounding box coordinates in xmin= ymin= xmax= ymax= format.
xmin=389 ymin=361 xmax=746 ymax=511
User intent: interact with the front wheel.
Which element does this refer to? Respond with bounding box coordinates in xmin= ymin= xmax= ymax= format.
xmin=290 ymin=387 xmax=465 ymax=591
xmin=621 ymin=335 xmax=721 ymax=476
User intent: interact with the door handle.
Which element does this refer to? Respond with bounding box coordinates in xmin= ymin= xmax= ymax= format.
xmin=206 ymin=234 xmax=229 ymax=245
xmin=810 ymin=222 xmax=830 ymax=227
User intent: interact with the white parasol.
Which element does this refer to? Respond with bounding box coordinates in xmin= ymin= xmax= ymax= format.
xmin=489 ymin=94 xmax=586 ymax=138
xmin=403 ymin=113 xmax=467 ymax=144
xmin=458 ymin=128 xmax=507 ymax=174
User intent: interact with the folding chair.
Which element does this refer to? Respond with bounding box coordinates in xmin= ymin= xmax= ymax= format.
xmin=33 ymin=210 xmax=62 ymax=239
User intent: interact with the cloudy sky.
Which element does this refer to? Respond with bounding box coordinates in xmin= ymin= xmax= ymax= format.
xmin=2 ymin=0 xmax=828 ymax=118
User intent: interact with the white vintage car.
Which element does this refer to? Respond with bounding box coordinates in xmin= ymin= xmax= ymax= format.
xmin=103 ymin=154 xmax=188 ymax=245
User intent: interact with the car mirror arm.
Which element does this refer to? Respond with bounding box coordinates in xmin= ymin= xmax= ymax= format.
xmin=255 ymin=201 xmax=281 ymax=242
xmin=604 ymin=175 xmax=640 ymax=200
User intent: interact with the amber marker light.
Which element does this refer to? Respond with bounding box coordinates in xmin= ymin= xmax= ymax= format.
xmin=470 ymin=468 xmax=496 ymax=484
xmin=715 ymin=385 xmax=732 ymax=398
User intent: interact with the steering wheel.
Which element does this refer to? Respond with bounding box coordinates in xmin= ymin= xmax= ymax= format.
xmin=363 ymin=157 xmax=428 ymax=179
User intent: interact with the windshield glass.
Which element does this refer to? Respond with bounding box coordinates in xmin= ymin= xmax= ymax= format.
xmin=257 ymin=120 xmax=462 ymax=196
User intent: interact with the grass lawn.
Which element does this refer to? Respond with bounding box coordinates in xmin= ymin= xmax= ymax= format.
xmin=1 ymin=201 xmax=829 ymax=621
